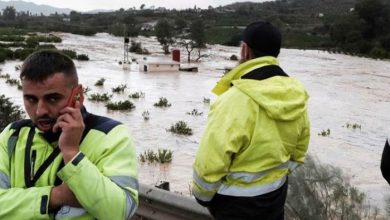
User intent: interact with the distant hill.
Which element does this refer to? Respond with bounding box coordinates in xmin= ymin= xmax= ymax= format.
xmin=0 ymin=0 xmax=72 ymax=15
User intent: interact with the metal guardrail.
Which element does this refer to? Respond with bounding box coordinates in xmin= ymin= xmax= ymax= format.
xmin=133 ymin=183 xmax=214 ymax=220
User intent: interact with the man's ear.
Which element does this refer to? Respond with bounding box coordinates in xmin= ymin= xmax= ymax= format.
xmin=240 ymin=42 xmax=252 ymax=63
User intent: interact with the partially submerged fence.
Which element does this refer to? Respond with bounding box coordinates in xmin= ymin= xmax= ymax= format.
xmin=133 ymin=183 xmax=214 ymax=220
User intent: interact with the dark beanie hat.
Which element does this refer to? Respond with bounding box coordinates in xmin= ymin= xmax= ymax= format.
xmin=242 ymin=21 xmax=281 ymax=57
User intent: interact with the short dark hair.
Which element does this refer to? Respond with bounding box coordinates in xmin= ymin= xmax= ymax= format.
xmin=242 ymin=21 xmax=282 ymax=58
xmin=20 ymin=50 xmax=78 ymax=85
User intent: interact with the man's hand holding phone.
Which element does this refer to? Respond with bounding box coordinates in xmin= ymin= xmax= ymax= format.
xmin=53 ymin=86 xmax=85 ymax=163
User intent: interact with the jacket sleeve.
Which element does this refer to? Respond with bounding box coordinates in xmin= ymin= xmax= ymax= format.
xmin=291 ymin=111 xmax=310 ymax=169
xmin=192 ymin=91 xmax=253 ymax=206
xmin=0 ymin=125 xmax=52 ymax=220
xmin=57 ymin=124 xmax=138 ymax=220
xmin=381 ymin=139 xmax=390 ymax=185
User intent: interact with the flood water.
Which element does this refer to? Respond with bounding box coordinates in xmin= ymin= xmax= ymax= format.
xmin=1 ymin=33 xmax=389 ymax=209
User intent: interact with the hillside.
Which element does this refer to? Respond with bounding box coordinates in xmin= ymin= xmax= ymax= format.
xmin=0 ymin=0 xmax=72 ymax=15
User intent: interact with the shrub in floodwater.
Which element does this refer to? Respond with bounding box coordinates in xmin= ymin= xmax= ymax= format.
xmin=129 ymin=91 xmax=145 ymax=99
xmin=95 ymin=78 xmax=105 ymax=86
xmin=345 ymin=123 xmax=361 ymax=130
xmin=203 ymin=97 xmax=210 ymax=104
xmin=61 ymin=49 xmax=77 ymax=59
xmin=318 ymin=129 xmax=330 ymax=136
xmin=139 ymin=148 xmax=173 ymax=164
xmin=6 ymin=78 xmax=21 ymax=88
xmin=0 ymin=73 xmax=10 ymax=79
xmin=105 ymin=100 xmax=135 ymax=111
xmin=156 ymin=148 xmax=173 ymax=163
xmin=112 ymin=84 xmax=127 ymax=93
xmin=142 ymin=111 xmax=150 ymax=121
xmin=287 ymin=156 xmax=379 ymax=219
xmin=77 ymin=54 xmax=89 ymax=61
xmin=154 ymin=97 xmax=171 ymax=108
xmin=168 ymin=121 xmax=193 ymax=135
xmin=88 ymin=92 xmax=112 ymax=102
xmin=186 ymin=109 xmax=203 ymax=116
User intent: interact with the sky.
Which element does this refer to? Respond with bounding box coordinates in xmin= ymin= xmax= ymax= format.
xmin=3 ymin=0 xmax=271 ymax=11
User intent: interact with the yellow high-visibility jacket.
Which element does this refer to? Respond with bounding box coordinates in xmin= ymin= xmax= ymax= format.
xmin=193 ymin=56 xmax=310 ymax=203
xmin=0 ymin=110 xmax=138 ymax=219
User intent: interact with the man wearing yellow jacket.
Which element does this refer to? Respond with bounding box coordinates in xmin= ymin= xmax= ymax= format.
xmin=0 ymin=50 xmax=138 ymax=219
xmin=193 ymin=21 xmax=310 ymax=219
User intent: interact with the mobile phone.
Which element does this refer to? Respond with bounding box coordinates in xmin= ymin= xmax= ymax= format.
xmin=66 ymin=86 xmax=84 ymax=108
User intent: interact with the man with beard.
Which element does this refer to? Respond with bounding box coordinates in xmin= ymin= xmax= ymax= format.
xmin=0 ymin=50 xmax=138 ymax=219
xmin=192 ymin=21 xmax=310 ymax=219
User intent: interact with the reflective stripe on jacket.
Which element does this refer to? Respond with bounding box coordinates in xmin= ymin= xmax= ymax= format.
xmin=0 ymin=110 xmax=138 ymax=219
xmin=193 ymin=56 xmax=310 ymax=203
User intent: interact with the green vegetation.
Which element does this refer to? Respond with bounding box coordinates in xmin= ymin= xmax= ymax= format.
xmin=0 ymin=0 xmax=388 ymax=59
xmin=94 ymin=78 xmax=105 ymax=86
xmin=0 ymin=94 xmax=24 ymax=132
xmin=203 ymin=97 xmax=210 ymax=104
xmin=318 ymin=128 xmax=331 ymax=136
xmin=287 ymin=156 xmax=379 ymax=219
xmin=0 ymin=73 xmax=11 ymax=79
xmin=105 ymin=100 xmax=135 ymax=111
xmin=139 ymin=148 xmax=173 ymax=163
xmin=76 ymin=54 xmax=89 ymax=61
xmin=112 ymin=84 xmax=127 ymax=93
xmin=129 ymin=91 xmax=145 ymax=99
xmin=129 ymin=40 xmax=149 ymax=54
xmin=168 ymin=121 xmax=193 ymax=136
xmin=186 ymin=109 xmax=203 ymax=116
xmin=154 ymin=97 xmax=171 ymax=108
xmin=345 ymin=123 xmax=362 ymax=130
xmin=142 ymin=111 xmax=150 ymax=120
xmin=5 ymin=78 xmax=22 ymax=89
xmin=88 ymin=93 xmax=113 ymax=102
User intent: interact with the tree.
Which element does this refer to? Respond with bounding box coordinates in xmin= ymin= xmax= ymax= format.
xmin=179 ymin=39 xmax=195 ymax=63
xmin=174 ymin=18 xmax=187 ymax=35
xmin=3 ymin=6 xmax=16 ymax=20
xmin=140 ymin=4 xmax=146 ymax=10
xmin=123 ymin=15 xmax=139 ymax=37
xmin=355 ymin=0 xmax=387 ymax=38
xmin=286 ymin=156 xmax=379 ymax=219
xmin=155 ymin=19 xmax=174 ymax=54
xmin=189 ymin=19 xmax=207 ymax=61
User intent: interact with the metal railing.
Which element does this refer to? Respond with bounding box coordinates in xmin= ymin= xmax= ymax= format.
xmin=133 ymin=183 xmax=214 ymax=220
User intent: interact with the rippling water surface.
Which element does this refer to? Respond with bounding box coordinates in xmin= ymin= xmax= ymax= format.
xmin=1 ymin=33 xmax=389 ymax=208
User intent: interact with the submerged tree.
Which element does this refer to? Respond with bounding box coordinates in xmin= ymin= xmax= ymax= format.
xmin=286 ymin=156 xmax=379 ymax=219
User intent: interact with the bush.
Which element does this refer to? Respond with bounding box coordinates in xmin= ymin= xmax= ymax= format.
xmin=287 ymin=156 xmax=379 ymax=219
xmin=129 ymin=40 xmax=149 ymax=54
xmin=77 ymin=54 xmax=89 ymax=61
xmin=61 ymin=49 xmax=77 ymax=59
xmin=0 ymin=94 xmax=24 ymax=132
xmin=154 ymin=97 xmax=171 ymax=107
xmin=139 ymin=148 xmax=173 ymax=163
xmin=88 ymin=93 xmax=112 ymax=102
xmin=167 ymin=121 xmax=193 ymax=135
xmin=14 ymin=48 xmax=36 ymax=60
xmin=94 ymin=78 xmax=105 ymax=86
xmin=105 ymin=100 xmax=135 ymax=111
xmin=129 ymin=91 xmax=145 ymax=99
xmin=112 ymin=84 xmax=127 ymax=93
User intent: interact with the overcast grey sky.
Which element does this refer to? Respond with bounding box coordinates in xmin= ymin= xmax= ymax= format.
xmin=3 ymin=0 xmax=271 ymax=11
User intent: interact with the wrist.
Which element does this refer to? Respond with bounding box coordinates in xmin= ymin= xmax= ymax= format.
xmin=61 ymin=150 xmax=80 ymax=164
xmin=49 ymin=186 xmax=62 ymax=211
